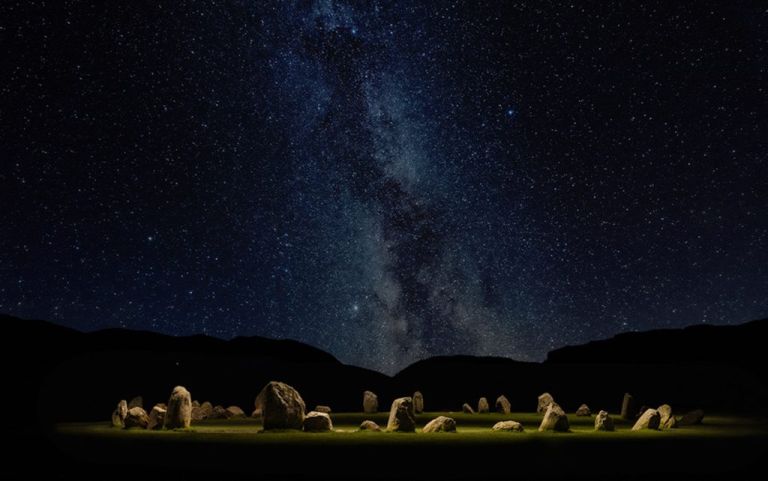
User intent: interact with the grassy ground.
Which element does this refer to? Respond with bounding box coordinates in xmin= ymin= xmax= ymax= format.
xmin=49 ymin=412 xmax=767 ymax=480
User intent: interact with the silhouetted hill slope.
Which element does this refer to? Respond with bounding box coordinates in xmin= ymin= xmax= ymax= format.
xmin=547 ymin=319 xmax=768 ymax=365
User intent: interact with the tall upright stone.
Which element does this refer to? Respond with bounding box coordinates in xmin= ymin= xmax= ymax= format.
xmin=257 ymin=381 xmax=306 ymax=430
xmin=111 ymin=400 xmax=128 ymax=428
xmin=413 ymin=391 xmax=424 ymax=414
xmin=495 ymin=395 xmax=511 ymax=414
xmin=537 ymin=393 xmax=554 ymax=414
xmin=386 ymin=397 xmax=416 ymax=432
xmin=478 ymin=397 xmax=490 ymax=413
xmin=164 ymin=385 xmax=192 ymax=429
xmin=594 ymin=410 xmax=615 ymax=431
xmin=539 ymin=402 xmax=570 ymax=432
xmin=621 ymin=393 xmax=635 ymax=420
xmin=363 ymin=391 xmax=379 ymax=414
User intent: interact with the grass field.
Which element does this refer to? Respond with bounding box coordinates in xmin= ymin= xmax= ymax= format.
xmin=50 ymin=412 xmax=768 ymax=480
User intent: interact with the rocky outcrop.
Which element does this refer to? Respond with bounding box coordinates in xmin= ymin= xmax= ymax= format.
xmin=632 ymin=408 xmax=660 ymax=430
xmin=594 ymin=410 xmax=615 ymax=431
xmin=257 ymin=381 xmax=306 ymax=430
xmin=413 ymin=391 xmax=424 ymax=414
xmin=386 ymin=397 xmax=416 ymax=432
xmin=303 ymin=411 xmax=333 ymax=432
xmin=537 ymin=393 xmax=554 ymax=414
xmin=495 ymin=395 xmax=511 ymax=414
xmin=363 ymin=391 xmax=378 ymax=413
xmin=492 ymin=421 xmax=524 ymax=432
xmin=164 ymin=385 xmax=192 ymax=429
xmin=539 ymin=403 xmax=569 ymax=432
xmin=422 ymin=416 xmax=456 ymax=433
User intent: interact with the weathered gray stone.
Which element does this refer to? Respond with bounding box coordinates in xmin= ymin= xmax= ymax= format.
xmin=657 ymin=404 xmax=673 ymax=429
xmin=496 ymin=395 xmax=511 ymax=414
xmin=359 ymin=420 xmax=381 ymax=431
xmin=594 ymin=410 xmax=615 ymax=431
xmin=537 ymin=393 xmax=554 ymax=414
xmin=679 ymin=409 xmax=704 ymax=426
xmin=124 ymin=407 xmax=150 ymax=429
xmin=147 ymin=404 xmax=166 ymax=430
xmin=257 ymin=381 xmax=306 ymax=430
xmin=387 ymin=397 xmax=416 ymax=432
xmin=111 ymin=400 xmax=128 ymax=428
xmin=539 ymin=403 xmax=570 ymax=432
xmin=164 ymin=385 xmax=192 ymax=429
xmin=462 ymin=403 xmax=475 ymax=414
xmin=632 ymin=408 xmax=661 ymax=430
xmin=413 ymin=391 xmax=424 ymax=414
xmin=303 ymin=411 xmax=333 ymax=432
xmin=128 ymin=396 xmax=144 ymax=410
xmin=575 ymin=404 xmax=591 ymax=416
xmin=492 ymin=421 xmax=524 ymax=432
xmin=363 ymin=391 xmax=378 ymax=413
xmin=314 ymin=405 xmax=332 ymax=414
xmin=478 ymin=397 xmax=490 ymax=413
xmin=621 ymin=393 xmax=635 ymax=420
xmin=422 ymin=416 xmax=456 ymax=433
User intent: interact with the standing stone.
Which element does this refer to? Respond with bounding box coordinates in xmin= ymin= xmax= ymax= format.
xmin=478 ymin=397 xmax=490 ymax=413
xmin=124 ymin=407 xmax=150 ymax=429
xmin=495 ymin=395 xmax=511 ymax=414
xmin=128 ymin=396 xmax=144 ymax=410
xmin=360 ymin=420 xmax=381 ymax=431
xmin=164 ymin=385 xmax=192 ymax=429
xmin=257 ymin=381 xmax=306 ymax=430
xmin=632 ymin=408 xmax=661 ymax=430
xmin=413 ymin=391 xmax=424 ymax=414
xmin=225 ymin=406 xmax=246 ymax=418
xmin=192 ymin=400 xmax=201 ymax=408
xmin=679 ymin=409 xmax=704 ymax=426
xmin=111 ymin=400 xmax=128 ymax=428
xmin=387 ymin=397 xmax=416 ymax=432
xmin=594 ymin=410 xmax=615 ymax=431
xmin=192 ymin=401 xmax=213 ymax=421
xmin=539 ymin=403 xmax=570 ymax=432
xmin=422 ymin=416 xmax=456 ymax=433
xmin=462 ymin=403 xmax=475 ymax=414
xmin=210 ymin=405 xmax=228 ymax=419
xmin=303 ymin=411 xmax=333 ymax=432
xmin=147 ymin=405 xmax=167 ymax=430
xmin=657 ymin=404 xmax=673 ymax=429
xmin=576 ymin=404 xmax=591 ymax=416
xmin=314 ymin=405 xmax=332 ymax=414
xmin=363 ymin=391 xmax=379 ymax=413
xmin=621 ymin=393 xmax=635 ymax=420
xmin=537 ymin=393 xmax=554 ymax=414
xmin=492 ymin=421 xmax=524 ymax=432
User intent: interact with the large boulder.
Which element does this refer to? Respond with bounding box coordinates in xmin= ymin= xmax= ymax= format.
xmin=387 ymin=397 xmax=416 ymax=432
xmin=314 ymin=405 xmax=332 ymax=414
xmin=124 ymin=407 xmax=150 ymax=429
xmin=492 ymin=421 xmax=524 ymax=432
xmin=632 ymin=408 xmax=660 ymax=430
xmin=679 ymin=409 xmax=704 ymax=426
xmin=495 ymin=395 xmax=511 ymax=414
xmin=225 ymin=406 xmax=246 ymax=418
xmin=539 ymin=403 xmax=569 ymax=432
xmin=537 ymin=393 xmax=554 ymax=414
xmin=128 ymin=396 xmax=144 ymax=410
xmin=147 ymin=404 xmax=167 ymax=430
xmin=657 ymin=404 xmax=674 ymax=429
xmin=594 ymin=410 xmax=615 ymax=431
xmin=363 ymin=391 xmax=378 ymax=413
xmin=111 ymin=400 xmax=128 ymax=428
xmin=575 ymin=404 xmax=591 ymax=416
xmin=303 ymin=411 xmax=333 ymax=432
xmin=413 ymin=391 xmax=424 ymax=414
xmin=621 ymin=393 xmax=635 ymax=420
xmin=164 ymin=385 xmax=192 ymax=429
xmin=422 ymin=416 xmax=456 ymax=433
xmin=478 ymin=397 xmax=490 ymax=413
xmin=257 ymin=381 xmax=306 ymax=430
xmin=462 ymin=403 xmax=475 ymax=414
xmin=359 ymin=420 xmax=381 ymax=431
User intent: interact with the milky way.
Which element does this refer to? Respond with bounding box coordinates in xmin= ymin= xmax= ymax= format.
xmin=2 ymin=1 xmax=767 ymax=373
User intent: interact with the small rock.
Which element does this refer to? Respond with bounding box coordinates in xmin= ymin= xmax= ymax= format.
xmin=492 ymin=421 xmax=524 ymax=432
xmin=413 ymin=391 xmax=424 ymax=414
xmin=359 ymin=420 xmax=381 ymax=431
xmin=147 ymin=405 xmax=166 ymax=430
xmin=128 ymin=396 xmax=144 ymax=410
xmin=111 ymin=400 xmax=128 ymax=428
xmin=594 ymin=410 xmax=615 ymax=431
xmin=257 ymin=381 xmax=306 ymax=430
xmin=363 ymin=391 xmax=379 ymax=413
xmin=164 ymin=385 xmax=192 ymax=429
xmin=632 ymin=408 xmax=660 ymax=431
xmin=303 ymin=411 xmax=333 ymax=432
xmin=478 ymin=397 xmax=490 ymax=413
xmin=314 ymin=405 xmax=332 ymax=414
xmin=124 ymin=407 xmax=150 ymax=429
xmin=575 ymin=404 xmax=591 ymax=416
xmin=678 ymin=409 xmax=704 ymax=426
xmin=496 ymin=395 xmax=511 ymax=414
xmin=387 ymin=397 xmax=416 ymax=432
xmin=422 ymin=416 xmax=456 ymax=433
xmin=621 ymin=393 xmax=635 ymax=420
xmin=539 ymin=403 xmax=569 ymax=432
xmin=537 ymin=393 xmax=554 ymax=414
xmin=462 ymin=403 xmax=475 ymax=414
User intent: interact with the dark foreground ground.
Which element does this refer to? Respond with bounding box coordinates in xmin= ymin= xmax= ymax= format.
xmin=16 ymin=412 xmax=768 ymax=481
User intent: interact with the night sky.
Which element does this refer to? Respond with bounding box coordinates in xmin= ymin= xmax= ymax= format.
xmin=2 ymin=1 xmax=767 ymax=374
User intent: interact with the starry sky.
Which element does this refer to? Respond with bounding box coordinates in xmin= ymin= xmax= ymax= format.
xmin=2 ymin=1 xmax=767 ymax=374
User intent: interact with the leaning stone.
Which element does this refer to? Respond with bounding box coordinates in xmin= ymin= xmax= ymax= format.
xmin=576 ymin=404 xmax=591 ymax=416
xmin=124 ymin=407 xmax=150 ymax=429
xmin=422 ymin=416 xmax=456 ymax=433
xmin=164 ymin=385 xmax=192 ymax=429
xmin=496 ymin=395 xmax=511 ymax=414
xmin=257 ymin=381 xmax=306 ymax=430
xmin=537 ymin=393 xmax=554 ymax=414
xmin=539 ymin=403 xmax=569 ymax=432
xmin=387 ymin=397 xmax=416 ymax=432
xmin=462 ymin=403 xmax=475 ymax=414
xmin=621 ymin=393 xmax=635 ymax=420
xmin=314 ymin=405 xmax=332 ymax=414
xmin=632 ymin=408 xmax=660 ymax=430
xmin=363 ymin=391 xmax=379 ymax=413
xmin=679 ymin=409 xmax=704 ymax=426
xmin=147 ymin=405 xmax=166 ymax=430
xmin=478 ymin=397 xmax=490 ymax=413
xmin=359 ymin=420 xmax=381 ymax=431
xmin=413 ymin=391 xmax=424 ymax=414
xmin=303 ymin=411 xmax=333 ymax=432
xmin=111 ymin=400 xmax=128 ymax=428
xmin=492 ymin=421 xmax=524 ymax=432
xmin=128 ymin=396 xmax=144 ymax=410
xmin=594 ymin=410 xmax=615 ymax=431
